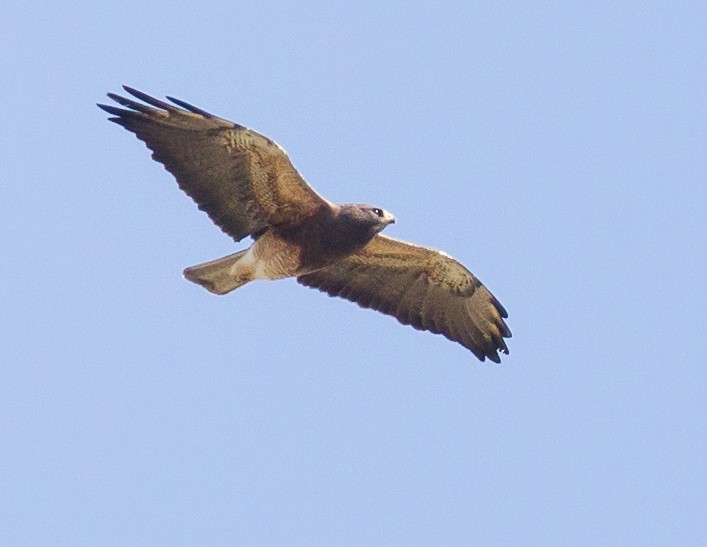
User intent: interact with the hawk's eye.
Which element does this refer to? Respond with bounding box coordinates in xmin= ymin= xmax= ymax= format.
xmin=372 ymin=208 xmax=384 ymax=217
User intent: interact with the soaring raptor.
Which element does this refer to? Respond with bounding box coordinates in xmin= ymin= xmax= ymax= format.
xmin=99 ymin=87 xmax=511 ymax=362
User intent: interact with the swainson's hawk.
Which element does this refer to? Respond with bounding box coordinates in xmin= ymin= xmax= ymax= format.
xmin=99 ymin=87 xmax=511 ymax=362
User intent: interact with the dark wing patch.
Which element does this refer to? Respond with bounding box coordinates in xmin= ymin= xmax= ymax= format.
xmin=297 ymin=235 xmax=511 ymax=362
xmin=98 ymin=86 xmax=331 ymax=241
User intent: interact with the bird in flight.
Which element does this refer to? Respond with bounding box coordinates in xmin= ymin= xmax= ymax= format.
xmin=99 ymin=87 xmax=511 ymax=362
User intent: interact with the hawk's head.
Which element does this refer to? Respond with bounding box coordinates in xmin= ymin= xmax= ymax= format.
xmin=362 ymin=205 xmax=396 ymax=227
xmin=338 ymin=204 xmax=396 ymax=244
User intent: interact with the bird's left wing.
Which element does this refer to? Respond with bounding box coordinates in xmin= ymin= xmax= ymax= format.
xmin=98 ymin=87 xmax=331 ymax=242
xmin=297 ymin=234 xmax=511 ymax=362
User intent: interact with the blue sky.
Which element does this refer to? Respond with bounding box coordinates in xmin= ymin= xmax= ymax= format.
xmin=2 ymin=1 xmax=706 ymax=545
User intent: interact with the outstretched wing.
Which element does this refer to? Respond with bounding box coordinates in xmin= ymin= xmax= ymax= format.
xmin=297 ymin=234 xmax=511 ymax=362
xmin=98 ymin=86 xmax=331 ymax=241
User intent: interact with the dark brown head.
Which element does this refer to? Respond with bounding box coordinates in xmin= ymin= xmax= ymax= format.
xmin=338 ymin=204 xmax=396 ymax=245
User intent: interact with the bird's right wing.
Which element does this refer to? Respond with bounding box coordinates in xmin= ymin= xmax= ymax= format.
xmin=99 ymin=86 xmax=331 ymax=241
xmin=297 ymin=234 xmax=511 ymax=362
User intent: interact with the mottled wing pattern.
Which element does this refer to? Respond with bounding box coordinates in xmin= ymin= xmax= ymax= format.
xmin=297 ymin=234 xmax=511 ymax=362
xmin=98 ymin=87 xmax=330 ymax=241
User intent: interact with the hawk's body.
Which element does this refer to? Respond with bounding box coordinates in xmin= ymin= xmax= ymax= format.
xmin=99 ymin=87 xmax=511 ymax=362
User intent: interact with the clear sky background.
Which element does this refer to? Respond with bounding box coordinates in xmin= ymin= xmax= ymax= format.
xmin=2 ymin=1 xmax=706 ymax=545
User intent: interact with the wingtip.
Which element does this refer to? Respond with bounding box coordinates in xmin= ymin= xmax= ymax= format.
xmin=166 ymin=95 xmax=207 ymax=113
xmin=97 ymin=103 xmax=124 ymax=115
xmin=487 ymin=353 xmax=502 ymax=364
xmin=166 ymin=95 xmax=218 ymax=119
xmin=119 ymin=86 xmax=176 ymax=111
xmin=106 ymin=92 xmax=124 ymax=102
xmin=482 ymin=337 xmax=509 ymax=364
xmin=121 ymin=84 xmax=139 ymax=96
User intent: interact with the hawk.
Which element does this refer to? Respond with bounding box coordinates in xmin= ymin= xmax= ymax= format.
xmin=99 ymin=87 xmax=511 ymax=362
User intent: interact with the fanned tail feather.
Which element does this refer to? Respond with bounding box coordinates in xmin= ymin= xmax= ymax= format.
xmin=183 ymin=250 xmax=250 ymax=295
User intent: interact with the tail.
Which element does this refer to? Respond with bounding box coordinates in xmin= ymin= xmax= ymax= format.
xmin=183 ymin=250 xmax=250 ymax=295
